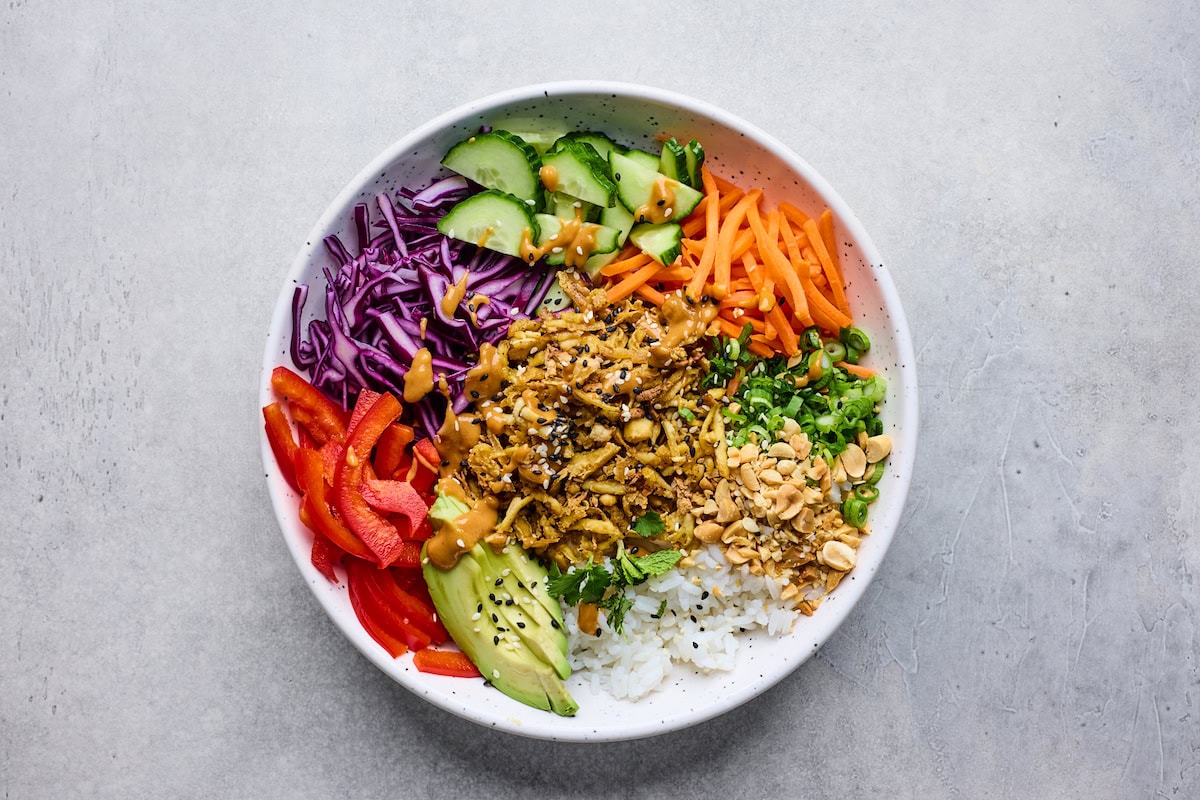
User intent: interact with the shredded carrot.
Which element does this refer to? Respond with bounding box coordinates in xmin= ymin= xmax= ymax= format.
xmin=606 ymin=259 xmax=662 ymax=303
xmin=593 ymin=170 xmax=856 ymax=359
xmin=779 ymin=217 xmax=851 ymax=333
xmin=838 ymin=361 xmax=875 ymax=379
xmin=812 ymin=211 xmax=850 ymax=317
xmin=598 ymin=250 xmax=651 ymax=277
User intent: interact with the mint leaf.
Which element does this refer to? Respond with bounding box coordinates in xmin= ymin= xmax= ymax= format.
xmin=631 ymin=511 xmax=665 ymax=538
xmin=629 ymin=548 xmax=682 ymax=578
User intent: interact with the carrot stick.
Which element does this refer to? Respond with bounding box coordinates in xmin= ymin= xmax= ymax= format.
xmin=633 ymin=283 xmax=665 ymax=305
xmin=606 ymin=260 xmax=662 ymax=303
xmin=598 ymin=251 xmax=651 ymax=277
xmin=686 ymin=173 xmax=722 ymax=299
xmin=713 ymin=189 xmax=762 ymax=298
xmin=807 ymin=214 xmax=850 ymax=317
xmin=838 ymin=361 xmax=875 ymax=378
xmin=779 ymin=201 xmax=811 ymax=230
xmin=780 ymin=217 xmax=852 ymax=333
xmin=747 ymin=204 xmax=811 ymax=328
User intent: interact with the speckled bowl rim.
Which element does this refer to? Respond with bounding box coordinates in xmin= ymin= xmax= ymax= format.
xmin=260 ymin=81 xmax=918 ymax=742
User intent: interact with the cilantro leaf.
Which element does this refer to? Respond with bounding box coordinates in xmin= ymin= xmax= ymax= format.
xmin=631 ymin=511 xmax=665 ymax=538
xmin=600 ymin=591 xmax=634 ymax=635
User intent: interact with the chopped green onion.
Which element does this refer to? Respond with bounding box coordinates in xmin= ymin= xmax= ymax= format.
xmin=842 ymin=496 xmax=869 ymax=528
xmin=823 ymin=341 xmax=846 ymax=362
xmin=854 ymin=484 xmax=880 ymax=503
xmin=864 ymin=461 xmax=885 ymax=485
xmin=677 ymin=407 xmax=695 ymax=422
xmin=840 ymin=326 xmax=871 ymax=352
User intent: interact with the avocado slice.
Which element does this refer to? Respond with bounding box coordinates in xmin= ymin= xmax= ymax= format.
xmin=422 ymin=495 xmax=578 ymax=716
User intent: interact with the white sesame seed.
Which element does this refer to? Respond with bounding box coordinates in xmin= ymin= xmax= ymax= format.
xmin=456 ymin=538 xmax=465 ymax=548
xmin=493 ymin=669 xmax=500 ymax=679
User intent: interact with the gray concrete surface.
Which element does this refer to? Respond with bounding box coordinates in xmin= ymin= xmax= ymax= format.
xmin=3 ymin=2 xmax=1197 ymax=797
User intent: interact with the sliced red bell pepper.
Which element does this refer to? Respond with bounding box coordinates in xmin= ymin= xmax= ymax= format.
xmin=293 ymin=447 xmax=373 ymax=560
xmin=346 ymin=561 xmax=410 ymax=658
xmin=309 ymin=533 xmax=343 ymax=583
xmin=347 ymin=388 xmax=383 ymax=434
xmin=262 ymin=402 xmax=300 ymax=491
xmin=413 ymin=649 xmax=482 ymax=678
xmin=271 ymin=366 xmax=349 ymax=444
xmin=334 ymin=392 xmax=408 ymax=566
xmin=360 ymin=477 xmax=428 ymax=520
xmin=373 ymin=423 xmax=415 ymax=479
xmin=345 ymin=558 xmax=433 ymax=652
xmin=368 ymin=566 xmax=446 ymax=644
xmin=389 ymin=541 xmax=423 ymax=569
xmin=412 ymin=437 xmax=442 ymax=473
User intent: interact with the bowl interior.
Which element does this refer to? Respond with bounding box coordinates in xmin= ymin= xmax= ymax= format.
xmin=260 ymin=82 xmax=917 ymax=742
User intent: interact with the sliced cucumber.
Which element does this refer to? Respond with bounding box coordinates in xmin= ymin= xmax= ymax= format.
xmin=551 ymin=192 xmax=600 ymax=223
xmin=629 ymin=222 xmax=684 ymax=266
xmin=599 ymin=201 xmax=635 ymax=247
xmin=609 ymin=151 xmax=704 ymax=224
xmin=437 ymin=190 xmax=538 ymax=258
xmin=623 ymin=148 xmax=661 ymax=173
xmin=658 ymin=137 xmax=687 ymax=183
xmin=441 ymin=131 xmax=542 ymax=204
xmin=552 ymin=131 xmax=626 ymax=162
xmin=533 ymin=213 xmax=621 ymax=266
xmin=684 ymin=139 xmax=705 ymax=189
xmin=499 ymin=128 xmax=564 ymax=155
xmin=580 ymin=249 xmax=620 ymax=280
xmin=535 ymin=276 xmax=573 ymax=314
xmin=540 ymin=142 xmax=618 ymax=208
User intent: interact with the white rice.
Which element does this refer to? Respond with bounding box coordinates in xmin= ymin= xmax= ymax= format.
xmin=560 ymin=545 xmax=799 ymax=700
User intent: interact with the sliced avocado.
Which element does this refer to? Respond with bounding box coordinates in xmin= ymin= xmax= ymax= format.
xmin=422 ymin=495 xmax=578 ymax=716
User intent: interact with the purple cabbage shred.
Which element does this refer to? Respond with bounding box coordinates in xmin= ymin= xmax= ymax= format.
xmin=291 ymin=178 xmax=555 ymax=439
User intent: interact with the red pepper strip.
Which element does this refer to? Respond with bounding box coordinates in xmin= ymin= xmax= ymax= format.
xmin=392 ymin=567 xmax=436 ymax=608
xmin=413 ymin=649 xmax=482 ymax=678
xmin=334 ymin=393 xmax=407 ymax=566
xmin=346 ymin=561 xmax=409 ymax=657
xmin=309 ymin=532 xmax=343 ymax=583
xmin=319 ymin=440 xmax=341 ymax=485
xmin=262 ymin=403 xmax=300 ymax=491
xmin=366 ymin=564 xmax=447 ymax=644
xmin=347 ymin=388 xmax=383 ymax=434
xmin=389 ymin=541 xmax=423 ymax=569
xmin=373 ymin=423 xmax=415 ymax=479
xmin=400 ymin=514 xmax=433 ymax=543
xmin=360 ymin=477 xmax=428 ymax=520
xmin=293 ymin=447 xmax=373 ymax=560
xmin=345 ymin=558 xmax=434 ymax=651
xmin=413 ymin=438 xmax=442 ymax=474
xmin=271 ymin=366 xmax=349 ymax=444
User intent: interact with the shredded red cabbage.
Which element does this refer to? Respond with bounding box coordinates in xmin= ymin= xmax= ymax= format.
xmin=291 ymin=176 xmax=556 ymax=438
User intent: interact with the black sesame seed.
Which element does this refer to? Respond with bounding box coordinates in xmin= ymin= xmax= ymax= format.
xmin=701 ymin=591 xmax=710 ymax=600
xmin=505 ymin=599 xmax=515 ymax=606
xmin=491 ymin=613 xmax=499 ymax=622
xmin=692 ymin=642 xmax=699 ymax=649
xmin=516 ymin=621 xmax=526 ymax=629
xmin=551 ymin=619 xmax=561 ymax=629
xmin=493 ymin=635 xmax=500 ymax=645
xmin=494 ymin=578 xmax=503 ymax=586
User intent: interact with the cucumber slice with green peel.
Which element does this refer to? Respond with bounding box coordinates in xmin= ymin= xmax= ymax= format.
xmin=629 ymin=222 xmax=684 ymax=266
xmin=441 ymin=131 xmax=542 ymax=203
xmin=551 ymin=131 xmax=626 ymax=161
xmin=500 ymin=128 xmax=565 ymax=155
xmin=599 ymin=201 xmax=635 ymax=247
xmin=623 ymin=148 xmax=661 ymax=173
xmin=658 ymin=137 xmax=687 ymax=183
xmin=535 ymin=276 xmax=573 ymax=315
xmin=684 ymin=139 xmax=705 ymax=189
xmin=551 ymin=192 xmax=600 ymax=223
xmin=437 ymin=190 xmax=538 ymax=258
xmin=609 ymin=152 xmax=704 ymax=223
xmin=533 ymin=213 xmax=621 ymax=266
xmin=580 ymin=249 xmax=620 ymax=280
xmin=540 ymin=142 xmax=618 ymax=208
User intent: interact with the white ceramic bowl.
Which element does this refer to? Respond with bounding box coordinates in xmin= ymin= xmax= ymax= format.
xmin=260 ymin=81 xmax=918 ymax=741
